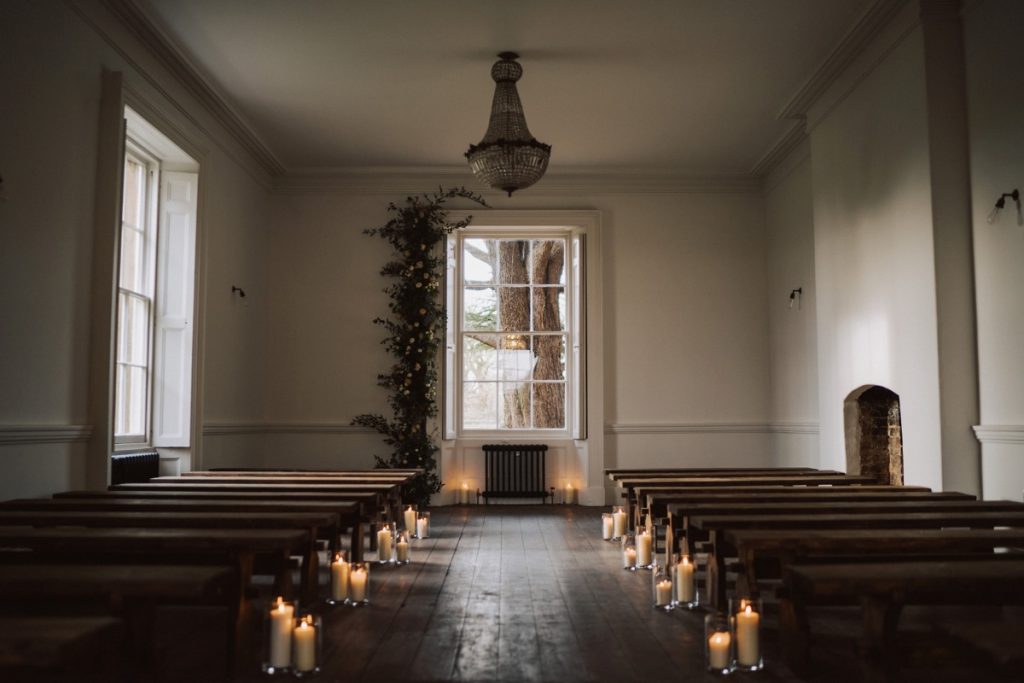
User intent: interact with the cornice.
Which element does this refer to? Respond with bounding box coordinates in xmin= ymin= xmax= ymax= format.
xmin=973 ymin=425 xmax=1024 ymax=445
xmin=274 ymin=167 xmax=762 ymax=196
xmin=100 ymin=0 xmax=286 ymax=176
xmin=750 ymin=122 xmax=808 ymax=179
xmin=777 ymin=0 xmax=911 ymax=121
xmin=0 ymin=425 xmax=94 ymax=446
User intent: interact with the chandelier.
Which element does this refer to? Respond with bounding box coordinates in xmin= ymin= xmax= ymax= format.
xmin=466 ymin=52 xmax=551 ymax=197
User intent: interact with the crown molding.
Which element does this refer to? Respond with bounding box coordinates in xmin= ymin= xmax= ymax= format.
xmin=0 ymin=425 xmax=94 ymax=446
xmin=99 ymin=0 xmax=286 ymax=176
xmin=274 ymin=166 xmax=761 ymax=196
xmin=203 ymin=422 xmax=376 ymax=436
xmin=777 ymin=0 xmax=910 ymax=121
xmin=750 ymin=122 xmax=808 ymax=178
xmin=973 ymin=425 xmax=1024 ymax=445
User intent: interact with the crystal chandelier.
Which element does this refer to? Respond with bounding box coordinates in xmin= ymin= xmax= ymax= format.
xmin=466 ymin=52 xmax=551 ymax=196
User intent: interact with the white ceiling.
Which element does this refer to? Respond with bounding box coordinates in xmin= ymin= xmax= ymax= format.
xmin=135 ymin=0 xmax=874 ymax=174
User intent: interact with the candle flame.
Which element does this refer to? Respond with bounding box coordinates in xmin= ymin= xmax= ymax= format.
xmin=462 ymin=481 xmax=468 ymax=489
xmin=682 ymin=555 xmax=691 ymax=566
xmin=298 ymin=620 xmax=309 ymax=630
xmin=744 ymin=604 xmax=753 ymax=615
xmin=277 ymin=602 xmax=287 ymax=614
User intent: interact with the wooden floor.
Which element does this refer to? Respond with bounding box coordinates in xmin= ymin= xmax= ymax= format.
xmin=136 ymin=506 xmax=1021 ymax=682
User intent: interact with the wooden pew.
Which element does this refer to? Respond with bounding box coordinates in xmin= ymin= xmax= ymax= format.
xmin=0 ymin=526 xmax=309 ymax=673
xmin=54 ymin=489 xmax=380 ymax=559
xmin=0 ymin=616 xmax=124 ymax=680
xmin=605 ymin=467 xmax=819 ymax=482
xmin=190 ymin=469 xmax=420 ymax=478
xmin=0 ymin=564 xmax=236 ymax=674
xmin=0 ymin=509 xmax=340 ymax=603
xmin=694 ymin=510 xmax=1024 ymax=606
xmin=780 ymin=559 xmax=1024 ymax=680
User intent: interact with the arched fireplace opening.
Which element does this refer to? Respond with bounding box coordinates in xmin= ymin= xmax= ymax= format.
xmin=844 ymin=385 xmax=904 ymax=485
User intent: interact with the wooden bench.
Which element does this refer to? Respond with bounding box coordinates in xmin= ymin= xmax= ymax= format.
xmin=780 ymin=559 xmax=1024 ymax=681
xmin=605 ymin=467 xmax=819 ymax=482
xmin=0 ymin=616 xmax=124 ymax=680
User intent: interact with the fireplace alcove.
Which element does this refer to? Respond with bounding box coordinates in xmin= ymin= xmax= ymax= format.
xmin=843 ymin=385 xmax=904 ymax=486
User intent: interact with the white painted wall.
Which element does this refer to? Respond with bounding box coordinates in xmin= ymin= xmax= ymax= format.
xmin=964 ymin=0 xmax=1024 ymax=501
xmin=0 ymin=0 xmax=271 ymax=498
xmin=763 ymin=143 xmax=820 ymax=467
xmin=809 ymin=25 xmax=946 ymax=491
xmin=263 ymin=187 xmax=773 ymax=504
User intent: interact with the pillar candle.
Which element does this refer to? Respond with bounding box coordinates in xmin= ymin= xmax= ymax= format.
xmin=417 ymin=516 xmax=429 ymax=539
xmin=708 ymin=631 xmax=732 ymax=670
xmin=676 ymin=556 xmax=695 ymax=603
xmin=612 ymin=509 xmax=627 ymax=538
xmin=637 ymin=530 xmax=653 ymax=566
xmin=292 ymin=617 xmax=316 ymax=672
xmin=623 ymin=546 xmax=637 ymax=569
xmin=268 ymin=598 xmax=293 ymax=669
xmin=377 ymin=528 xmax=392 ymax=562
xmin=565 ymin=482 xmax=576 ymax=504
xmin=655 ymin=579 xmax=673 ymax=607
xmin=330 ymin=556 xmax=349 ymax=602
xmin=460 ymin=482 xmax=470 ymax=504
xmin=404 ymin=506 xmax=417 ymax=535
xmin=735 ymin=604 xmax=760 ymax=666
xmin=602 ymin=514 xmax=614 ymax=540
xmin=396 ymin=539 xmax=409 ymax=563
xmin=350 ymin=567 xmax=368 ymax=602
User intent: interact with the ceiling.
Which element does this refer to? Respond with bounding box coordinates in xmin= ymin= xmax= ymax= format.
xmin=134 ymin=0 xmax=875 ymax=174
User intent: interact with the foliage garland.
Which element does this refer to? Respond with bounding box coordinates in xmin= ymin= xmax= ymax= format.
xmin=352 ymin=187 xmax=488 ymax=507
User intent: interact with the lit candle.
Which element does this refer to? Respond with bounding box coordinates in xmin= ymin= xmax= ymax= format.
xmin=637 ymin=529 xmax=653 ymax=567
xmin=377 ymin=527 xmax=392 ymax=563
xmin=623 ymin=546 xmax=637 ymax=569
xmin=655 ymin=579 xmax=673 ymax=607
xmin=330 ymin=554 xmax=349 ymax=602
xmin=396 ymin=537 xmax=410 ymax=563
xmin=676 ymin=555 xmax=695 ymax=603
xmin=602 ymin=514 xmax=614 ymax=540
xmin=460 ymin=481 xmax=470 ymax=504
xmin=404 ymin=505 xmax=417 ymax=536
xmin=292 ymin=616 xmax=316 ymax=673
xmin=350 ymin=566 xmax=368 ymax=602
xmin=708 ymin=631 xmax=732 ymax=670
xmin=268 ymin=597 xmax=294 ymax=669
xmin=417 ymin=515 xmax=429 ymax=539
xmin=612 ymin=508 xmax=627 ymax=538
xmin=564 ymin=481 xmax=576 ymax=504
xmin=735 ymin=603 xmax=761 ymax=667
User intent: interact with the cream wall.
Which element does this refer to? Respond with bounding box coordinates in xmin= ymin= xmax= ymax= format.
xmin=261 ymin=186 xmax=773 ymax=503
xmin=0 ymin=0 xmax=271 ymax=498
xmin=763 ymin=144 xmax=820 ymax=468
xmin=964 ymin=0 xmax=1024 ymax=501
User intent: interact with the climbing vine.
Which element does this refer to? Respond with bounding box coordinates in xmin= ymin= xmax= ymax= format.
xmin=352 ymin=187 xmax=487 ymax=506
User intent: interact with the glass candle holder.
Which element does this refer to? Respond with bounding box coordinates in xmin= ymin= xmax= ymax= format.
xmin=262 ymin=596 xmax=296 ymax=675
xmin=730 ymin=596 xmax=764 ymax=671
xmin=395 ymin=530 xmax=411 ymax=564
xmin=348 ymin=562 xmax=370 ymax=606
xmin=652 ymin=563 xmax=675 ymax=611
xmin=564 ymin=481 xmax=577 ymax=505
xmin=673 ymin=553 xmax=699 ymax=609
xmin=705 ymin=612 xmax=735 ymax=675
xmin=376 ymin=523 xmax=395 ymax=564
xmin=636 ymin=525 xmax=654 ymax=570
xmin=611 ymin=505 xmax=627 ymax=540
xmin=416 ymin=512 xmax=430 ymax=539
xmin=326 ymin=552 xmax=349 ymax=606
xmin=403 ymin=505 xmax=418 ymax=538
xmin=291 ymin=613 xmax=321 ymax=678
xmin=621 ymin=531 xmax=637 ymax=571
xmin=601 ymin=512 xmax=614 ymax=541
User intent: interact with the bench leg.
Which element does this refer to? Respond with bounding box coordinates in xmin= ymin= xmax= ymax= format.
xmin=301 ymin=542 xmax=319 ymax=604
xmin=860 ymin=596 xmax=903 ymax=683
xmin=350 ymin=522 xmax=365 ymax=563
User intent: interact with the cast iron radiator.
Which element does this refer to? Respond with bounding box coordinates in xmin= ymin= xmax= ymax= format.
xmin=482 ymin=444 xmax=550 ymax=503
xmin=111 ymin=450 xmax=159 ymax=485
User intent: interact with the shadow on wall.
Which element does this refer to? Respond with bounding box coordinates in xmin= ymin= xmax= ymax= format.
xmin=844 ymin=385 xmax=904 ymax=485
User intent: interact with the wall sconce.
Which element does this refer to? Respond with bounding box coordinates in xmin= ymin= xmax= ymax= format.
xmin=231 ymin=285 xmax=246 ymax=298
xmin=788 ymin=287 xmax=803 ymax=310
xmin=986 ymin=189 xmax=1021 ymax=225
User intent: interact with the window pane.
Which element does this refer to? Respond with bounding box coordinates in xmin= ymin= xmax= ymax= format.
xmin=531 ymin=239 xmax=565 ymax=285
xmin=532 ymin=287 xmax=565 ymax=332
xmin=463 ymin=287 xmax=496 ymax=331
xmin=532 ymin=383 xmax=566 ymax=429
xmin=499 ymin=335 xmax=533 ymax=381
xmin=532 ymin=335 xmax=566 ymax=381
xmin=497 ymin=286 xmax=530 ymax=332
xmin=497 ymin=240 xmax=530 ymax=285
xmin=115 ymin=364 xmax=147 ymax=437
xmin=463 ymin=238 xmax=494 ymax=284
xmin=122 ymin=158 xmax=142 ymax=226
xmin=499 ymin=382 xmax=530 ymax=428
xmin=119 ymin=226 xmax=144 ymax=293
xmin=462 ymin=335 xmax=498 ymax=381
xmin=463 ymin=382 xmax=497 ymax=429
xmin=117 ymin=293 xmax=150 ymax=367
